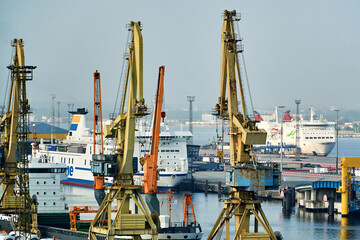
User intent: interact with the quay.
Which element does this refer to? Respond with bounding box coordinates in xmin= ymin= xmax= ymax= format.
xmin=180 ymin=155 xmax=360 ymax=216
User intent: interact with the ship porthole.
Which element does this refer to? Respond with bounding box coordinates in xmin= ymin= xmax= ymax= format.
xmin=171 ymin=174 xmax=176 ymax=179
xmin=184 ymin=235 xmax=188 ymax=239
xmin=167 ymin=235 xmax=171 ymax=239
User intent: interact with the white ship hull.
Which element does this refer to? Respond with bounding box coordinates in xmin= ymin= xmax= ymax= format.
xmin=134 ymin=171 xmax=187 ymax=190
xmin=257 ymin=108 xmax=336 ymax=156
xmin=301 ymin=141 xmax=336 ymax=156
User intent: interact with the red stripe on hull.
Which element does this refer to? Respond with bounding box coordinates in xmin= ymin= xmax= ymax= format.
xmin=60 ymin=181 xmax=93 ymax=188
xmin=302 ymin=153 xmax=328 ymax=156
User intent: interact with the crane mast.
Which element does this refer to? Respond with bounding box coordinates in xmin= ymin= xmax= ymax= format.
xmin=93 ymin=70 xmax=106 ymax=205
xmin=0 ymin=39 xmax=40 ymax=236
xmin=89 ymin=22 xmax=157 ymax=240
xmin=208 ymin=11 xmax=280 ymax=240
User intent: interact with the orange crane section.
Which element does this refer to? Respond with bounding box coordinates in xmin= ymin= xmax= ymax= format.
xmin=183 ymin=194 xmax=197 ymax=226
xmin=143 ymin=66 xmax=165 ymax=194
xmin=93 ymin=70 xmax=105 ymax=191
xmin=70 ymin=206 xmax=117 ymax=231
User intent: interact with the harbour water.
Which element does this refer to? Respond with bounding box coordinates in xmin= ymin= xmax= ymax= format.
xmin=328 ymin=137 xmax=360 ymax=158
xmin=64 ymin=187 xmax=360 ymax=240
xmin=61 ymin=135 xmax=360 ymax=240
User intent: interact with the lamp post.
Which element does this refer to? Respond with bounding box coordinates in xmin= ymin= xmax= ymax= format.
xmin=278 ymin=105 xmax=285 ymax=183
xmin=334 ymin=109 xmax=340 ymax=175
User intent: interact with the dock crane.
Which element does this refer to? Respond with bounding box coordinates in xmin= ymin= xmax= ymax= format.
xmin=142 ymin=66 xmax=165 ymax=215
xmin=93 ymin=70 xmax=106 ymax=205
xmin=207 ymin=11 xmax=280 ymax=240
xmin=0 ymin=39 xmax=40 ymax=236
xmin=89 ymin=22 xmax=157 ymax=240
xmin=337 ymin=157 xmax=360 ymax=216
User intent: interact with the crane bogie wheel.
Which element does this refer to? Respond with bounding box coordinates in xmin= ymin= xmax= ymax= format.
xmin=274 ymin=231 xmax=283 ymax=240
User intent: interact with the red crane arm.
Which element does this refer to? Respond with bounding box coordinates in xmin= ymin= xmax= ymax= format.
xmin=143 ymin=66 xmax=165 ymax=194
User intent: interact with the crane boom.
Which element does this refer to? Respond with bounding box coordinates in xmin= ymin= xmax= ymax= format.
xmin=1 ymin=40 xmax=25 ymax=169
xmin=93 ymin=70 xmax=105 ymax=205
xmin=0 ymin=39 xmax=40 ymax=236
xmin=144 ymin=65 xmax=165 ymax=194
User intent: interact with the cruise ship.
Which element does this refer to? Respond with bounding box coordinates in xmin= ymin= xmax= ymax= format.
xmin=256 ymin=107 xmax=336 ymax=156
xmin=133 ymin=120 xmax=191 ymax=190
xmin=34 ymin=108 xmax=191 ymax=189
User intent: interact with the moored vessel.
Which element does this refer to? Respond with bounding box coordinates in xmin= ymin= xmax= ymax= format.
xmin=257 ymin=107 xmax=336 ymax=156
xmin=34 ymin=108 xmax=191 ymax=189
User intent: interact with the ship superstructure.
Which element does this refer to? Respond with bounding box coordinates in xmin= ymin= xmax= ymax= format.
xmin=34 ymin=108 xmax=190 ymax=189
xmin=133 ymin=119 xmax=191 ymax=190
xmin=257 ymin=107 xmax=336 ymax=156
xmin=28 ymin=157 xmax=69 ymax=228
xmin=34 ymin=108 xmax=113 ymax=187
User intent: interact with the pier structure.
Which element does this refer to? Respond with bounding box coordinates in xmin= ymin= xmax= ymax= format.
xmin=296 ymin=180 xmax=360 ymax=215
xmin=296 ymin=182 xmax=342 ymax=213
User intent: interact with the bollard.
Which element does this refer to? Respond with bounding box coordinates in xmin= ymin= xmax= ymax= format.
xmin=282 ymin=191 xmax=291 ymax=212
xmin=218 ymin=181 xmax=222 ymax=198
xmin=192 ymin=178 xmax=195 ymax=193
xmin=205 ymin=180 xmax=209 ymax=194
xmin=291 ymin=187 xmax=296 ymax=207
xmin=328 ymin=197 xmax=335 ymax=216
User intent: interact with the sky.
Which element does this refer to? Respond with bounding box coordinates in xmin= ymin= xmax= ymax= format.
xmin=1 ymin=0 xmax=360 ymax=118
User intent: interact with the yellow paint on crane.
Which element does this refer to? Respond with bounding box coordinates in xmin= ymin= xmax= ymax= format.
xmin=337 ymin=157 xmax=360 ymax=215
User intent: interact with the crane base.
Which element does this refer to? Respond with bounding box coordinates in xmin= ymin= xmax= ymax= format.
xmin=207 ymin=190 xmax=277 ymax=240
xmin=88 ymin=186 xmax=158 ymax=240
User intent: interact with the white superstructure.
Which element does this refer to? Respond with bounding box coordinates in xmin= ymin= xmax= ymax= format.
xmin=133 ymin=120 xmax=191 ymax=189
xmin=34 ymin=109 xmax=112 ymax=187
xmin=28 ymin=158 xmax=68 ymax=214
xmin=34 ymin=109 xmax=191 ymax=189
xmin=257 ymin=107 xmax=336 ymax=156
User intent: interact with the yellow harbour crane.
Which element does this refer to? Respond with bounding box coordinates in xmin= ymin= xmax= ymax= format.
xmin=0 ymin=39 xmax=40 ymax=236
xmin=337 ymin=157 xmax=360 ymax=216
xmin=207 ymin=11 xmax=281 ymax=240
xmin=88 ymin=22 xmax=157 ymax=240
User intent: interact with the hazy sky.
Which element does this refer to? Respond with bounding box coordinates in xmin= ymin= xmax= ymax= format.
xmin=1 ymin=0 xmax=360 ymax=116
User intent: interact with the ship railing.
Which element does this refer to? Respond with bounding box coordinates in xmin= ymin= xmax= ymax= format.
xmin=170 ymin=221 xmax=199 ymax=228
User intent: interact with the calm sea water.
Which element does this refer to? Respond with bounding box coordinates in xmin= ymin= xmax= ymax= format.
xmin=328 ymin=137 xmax=360 ymax=158
xmin=64 ymin=134 xmax=360 ymax=240
xmin=64 ymin=187 xmax=360 ymax=240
